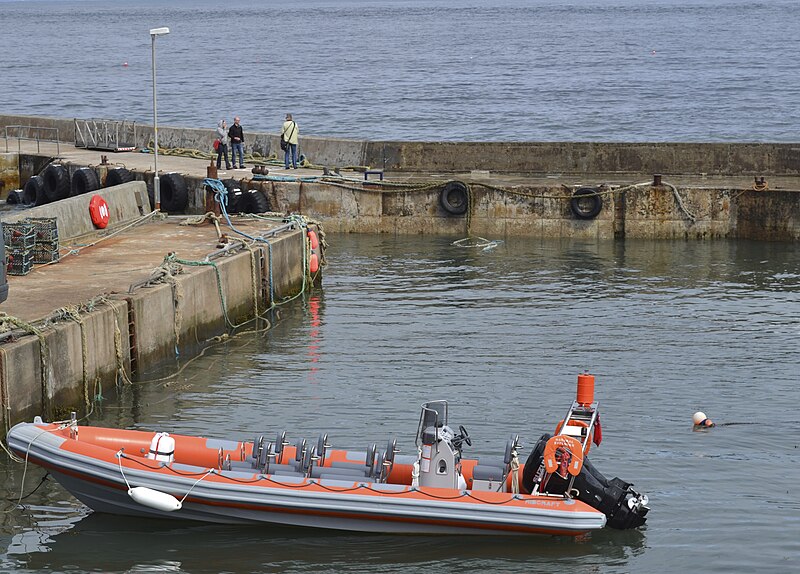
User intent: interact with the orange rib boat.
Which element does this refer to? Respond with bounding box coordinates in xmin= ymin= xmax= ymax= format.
xmin=8 ymin=373 xmax=648 ymax=535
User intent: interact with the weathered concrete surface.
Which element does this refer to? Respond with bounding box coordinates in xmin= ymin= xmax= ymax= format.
xmin=4 ymin=137 xmax=800 ymax=240
xmin=1 ymin=299 xmax=130 ymax=426
xmin=0 ymin=216 xmax=317 ymax=428
xmin=1 ymin=180 xmax=147 ymax=241
xmin=4 ymin=113 xmax=800 ymax=176
xmin=361 ymin=141 xmax=800 ymax=176
xmin=0 ymin=153 xmax=20 ymax=198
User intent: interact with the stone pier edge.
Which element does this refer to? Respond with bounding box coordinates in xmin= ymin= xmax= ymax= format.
xmin=0 ymin=228 xmax=309 ymax=430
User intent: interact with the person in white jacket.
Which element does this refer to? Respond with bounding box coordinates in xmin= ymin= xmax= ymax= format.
xmin=215 ymin=119 xmax=231 ymax=170
xmin=280 ymin=113 xmax=299 ymax=169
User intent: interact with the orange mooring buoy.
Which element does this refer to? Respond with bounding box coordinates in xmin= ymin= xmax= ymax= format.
xmin=576 ymin=372 xmax=595 ymax=406
xmin=309 ymin=252 xmax=320 ymax=273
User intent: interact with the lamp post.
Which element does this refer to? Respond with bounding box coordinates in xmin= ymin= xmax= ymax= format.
xmin=149 ymin=26 xmax=169 ymax=211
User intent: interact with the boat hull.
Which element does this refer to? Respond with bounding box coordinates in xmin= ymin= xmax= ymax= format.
xmin=9 ymin=422 xmax=606 ymax=535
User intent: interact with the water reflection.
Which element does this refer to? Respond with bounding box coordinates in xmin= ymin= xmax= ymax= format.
xmin=12 ymin=513 xmax=645 ymax=574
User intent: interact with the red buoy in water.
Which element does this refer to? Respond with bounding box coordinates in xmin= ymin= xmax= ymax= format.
xmin=309 ymin=252 xmax=319 ymax=273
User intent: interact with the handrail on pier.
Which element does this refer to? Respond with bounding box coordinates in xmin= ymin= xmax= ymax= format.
xmin=4 ymin=125 xmax=61 ymax=155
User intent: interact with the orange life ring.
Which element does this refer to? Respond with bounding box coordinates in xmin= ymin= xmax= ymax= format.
xmin=307 ymin=229 xmax=319 ymax=250
xmin=555 ymin=419 xmax=593 ymax=454
xmin=543 ymin=435 xmax=584 ymax=477
xmin=89 ymin=195 xmax=110 ymax=229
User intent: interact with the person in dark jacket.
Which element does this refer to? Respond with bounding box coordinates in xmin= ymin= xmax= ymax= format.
xmin=228 ymin=116 xmax=245 ymax=169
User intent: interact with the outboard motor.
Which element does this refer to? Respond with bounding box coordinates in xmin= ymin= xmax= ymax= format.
xmin=522 ymin=433 xmax=649 ymax=529
xmin=415 ymin=401 xmax=469 ymax=489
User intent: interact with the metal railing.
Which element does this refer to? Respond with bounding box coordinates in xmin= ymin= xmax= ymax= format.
xmin=4 ymin=125 xmax=60 ymax=154
xmin=74 ymin=118 xmax=137 ymax=151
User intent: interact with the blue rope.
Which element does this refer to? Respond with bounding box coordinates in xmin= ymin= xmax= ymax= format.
xmin=202 ymin=178 xmax=293 ymax=308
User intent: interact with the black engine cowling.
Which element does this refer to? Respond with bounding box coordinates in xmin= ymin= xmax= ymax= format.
xmin=522 ymin=433 xmax=649 ymax=530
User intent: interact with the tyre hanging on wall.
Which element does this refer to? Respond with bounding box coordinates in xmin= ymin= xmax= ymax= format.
xmin=570 ymin=187 xmax=603 ymax=219
xmin=43 ymin=164 xmax=70 ymax=202
xmin=223 ymin=179 xmax=243 ymax=213
xmin=5 ymin=190 xmax=23 ymax=205
xmin=439 ymin=181 xmax=469 ymax=215
xmin=71 ymin=167 xmax=101 ymax=196
xmin=237 ymin=189 xmax=270 ymax=214
xmin=23 ymin=175 xmax=48 ymax=206
xmin=158 ymin=172 xmax=189 ymax=213
xmin=104 ymin=167 xmax=134 ymax=188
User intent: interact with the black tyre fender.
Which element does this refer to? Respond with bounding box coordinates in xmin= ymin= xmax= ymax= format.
xmin=159 ymin=172 xmax=189 ymax=213
xmin=71 ymin=167 xmax=101 ymax=196
xmin=222 ymin=179 xmax=243 ymax=213
xmin=105 ymin=167 xmax=134 ymax=188
xmin=238 ymin=189 xmax=270 ymax=214
xmin=23 ymin=175 xmax=47 ymax=206
xmin=570 ymin=187 xmax=603 ymax=219
xmin=440 ymin=181 xmax=469 ymax=215
xmin=43 ymin=164 xmax=70 ymax=202
xmin=5 ymin=190 xmax=23 ymax=205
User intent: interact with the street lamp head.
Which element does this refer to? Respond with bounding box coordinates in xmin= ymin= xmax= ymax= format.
xmin=150 ymin=27 xmax=170 ymax=36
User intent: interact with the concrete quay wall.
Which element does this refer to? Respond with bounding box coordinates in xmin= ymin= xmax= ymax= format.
xmin=270 ymin=180 xmax=800 ymax=241
xmin=0 ymin=227 xmax=309 ymax=429
xmin=3 ymin=113 xmax=800 ymax=176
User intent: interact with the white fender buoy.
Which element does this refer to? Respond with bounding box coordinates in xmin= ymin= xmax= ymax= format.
xmin=692 ymin=411 xmax=706 ymax=425
xmin=128 ymin=487 xmax=182 ymax=512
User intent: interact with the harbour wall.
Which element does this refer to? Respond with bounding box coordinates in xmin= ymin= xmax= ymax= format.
xmin=2 ymin=115 xmax=799 ymax=240
xmin=0 ymin=220 xmax=309 ymax=430
xmin=5 ymin=153 xmax=800 ymax=241
xmin=3 ymin=114 xmax=800 ymax=176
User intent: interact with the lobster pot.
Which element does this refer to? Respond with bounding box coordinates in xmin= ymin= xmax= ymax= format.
xmin=33 ymin=242 xmax=60 ymax=264
xmin=26 ymin=217 xmax=59 ymax=243
xmin=6 ymin=250 xmax=34 ymax=276
xmin=3 ymin=222 xmax=35 ymax=251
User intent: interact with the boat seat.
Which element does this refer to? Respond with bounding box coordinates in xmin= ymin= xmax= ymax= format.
xmin=472 ymin=465 xmax=506 ymax=481
xmin=329 ymin=443 xmax=377 ymax=476
xmin=309 ymin=465 xmax=368 ymax=479
xmin=318 ymin=473 xmax=376 ymax=483
xmin=264 ymin=464 xmax=304 ymax=476
xmin=471 ymin=435 xmax=521 ymax=492
xmin=273 ymin=430 xmax=289 ymax=464
xmin=265 ymin=470 xmax=306 ymax=479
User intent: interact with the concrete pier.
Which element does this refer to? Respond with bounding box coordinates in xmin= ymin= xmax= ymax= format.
xmin=0 ymin=181 xmax=320 ymax=429
xmin=2 ymin=114 xmax=799 ymax=240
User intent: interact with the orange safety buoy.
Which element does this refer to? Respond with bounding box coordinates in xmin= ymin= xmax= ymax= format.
xmin=309 ymin=252 xmax=319 ymax=273
xmin=89 ymin=194 xmax=110 ymax=229
xmin=543 ymin=435 xmax=584 ymax=477
xmin=307 ymin=229 xmax=319 ymax=250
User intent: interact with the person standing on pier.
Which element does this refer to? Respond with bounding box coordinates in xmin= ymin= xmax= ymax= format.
xmin=215 ymin=119 xmax=231 ymax=171
xmin=281 ymin=113 xmax=299 ymax=169
xmin=229 ymin=116 xmax=245 ymax=169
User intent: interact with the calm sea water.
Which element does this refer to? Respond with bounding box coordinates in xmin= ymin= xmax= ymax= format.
xmin=1 ymin=235 xmax=799 ymax=573
xmin=1 ymin=0 xmax=799 ymax=142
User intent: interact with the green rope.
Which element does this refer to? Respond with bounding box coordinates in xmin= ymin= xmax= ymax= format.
xmin=163 ymin=253 xmax=239 ymax=330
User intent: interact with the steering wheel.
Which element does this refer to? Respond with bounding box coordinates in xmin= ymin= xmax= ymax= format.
xmin=458 ymin=425 xmax=472 ymax=447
